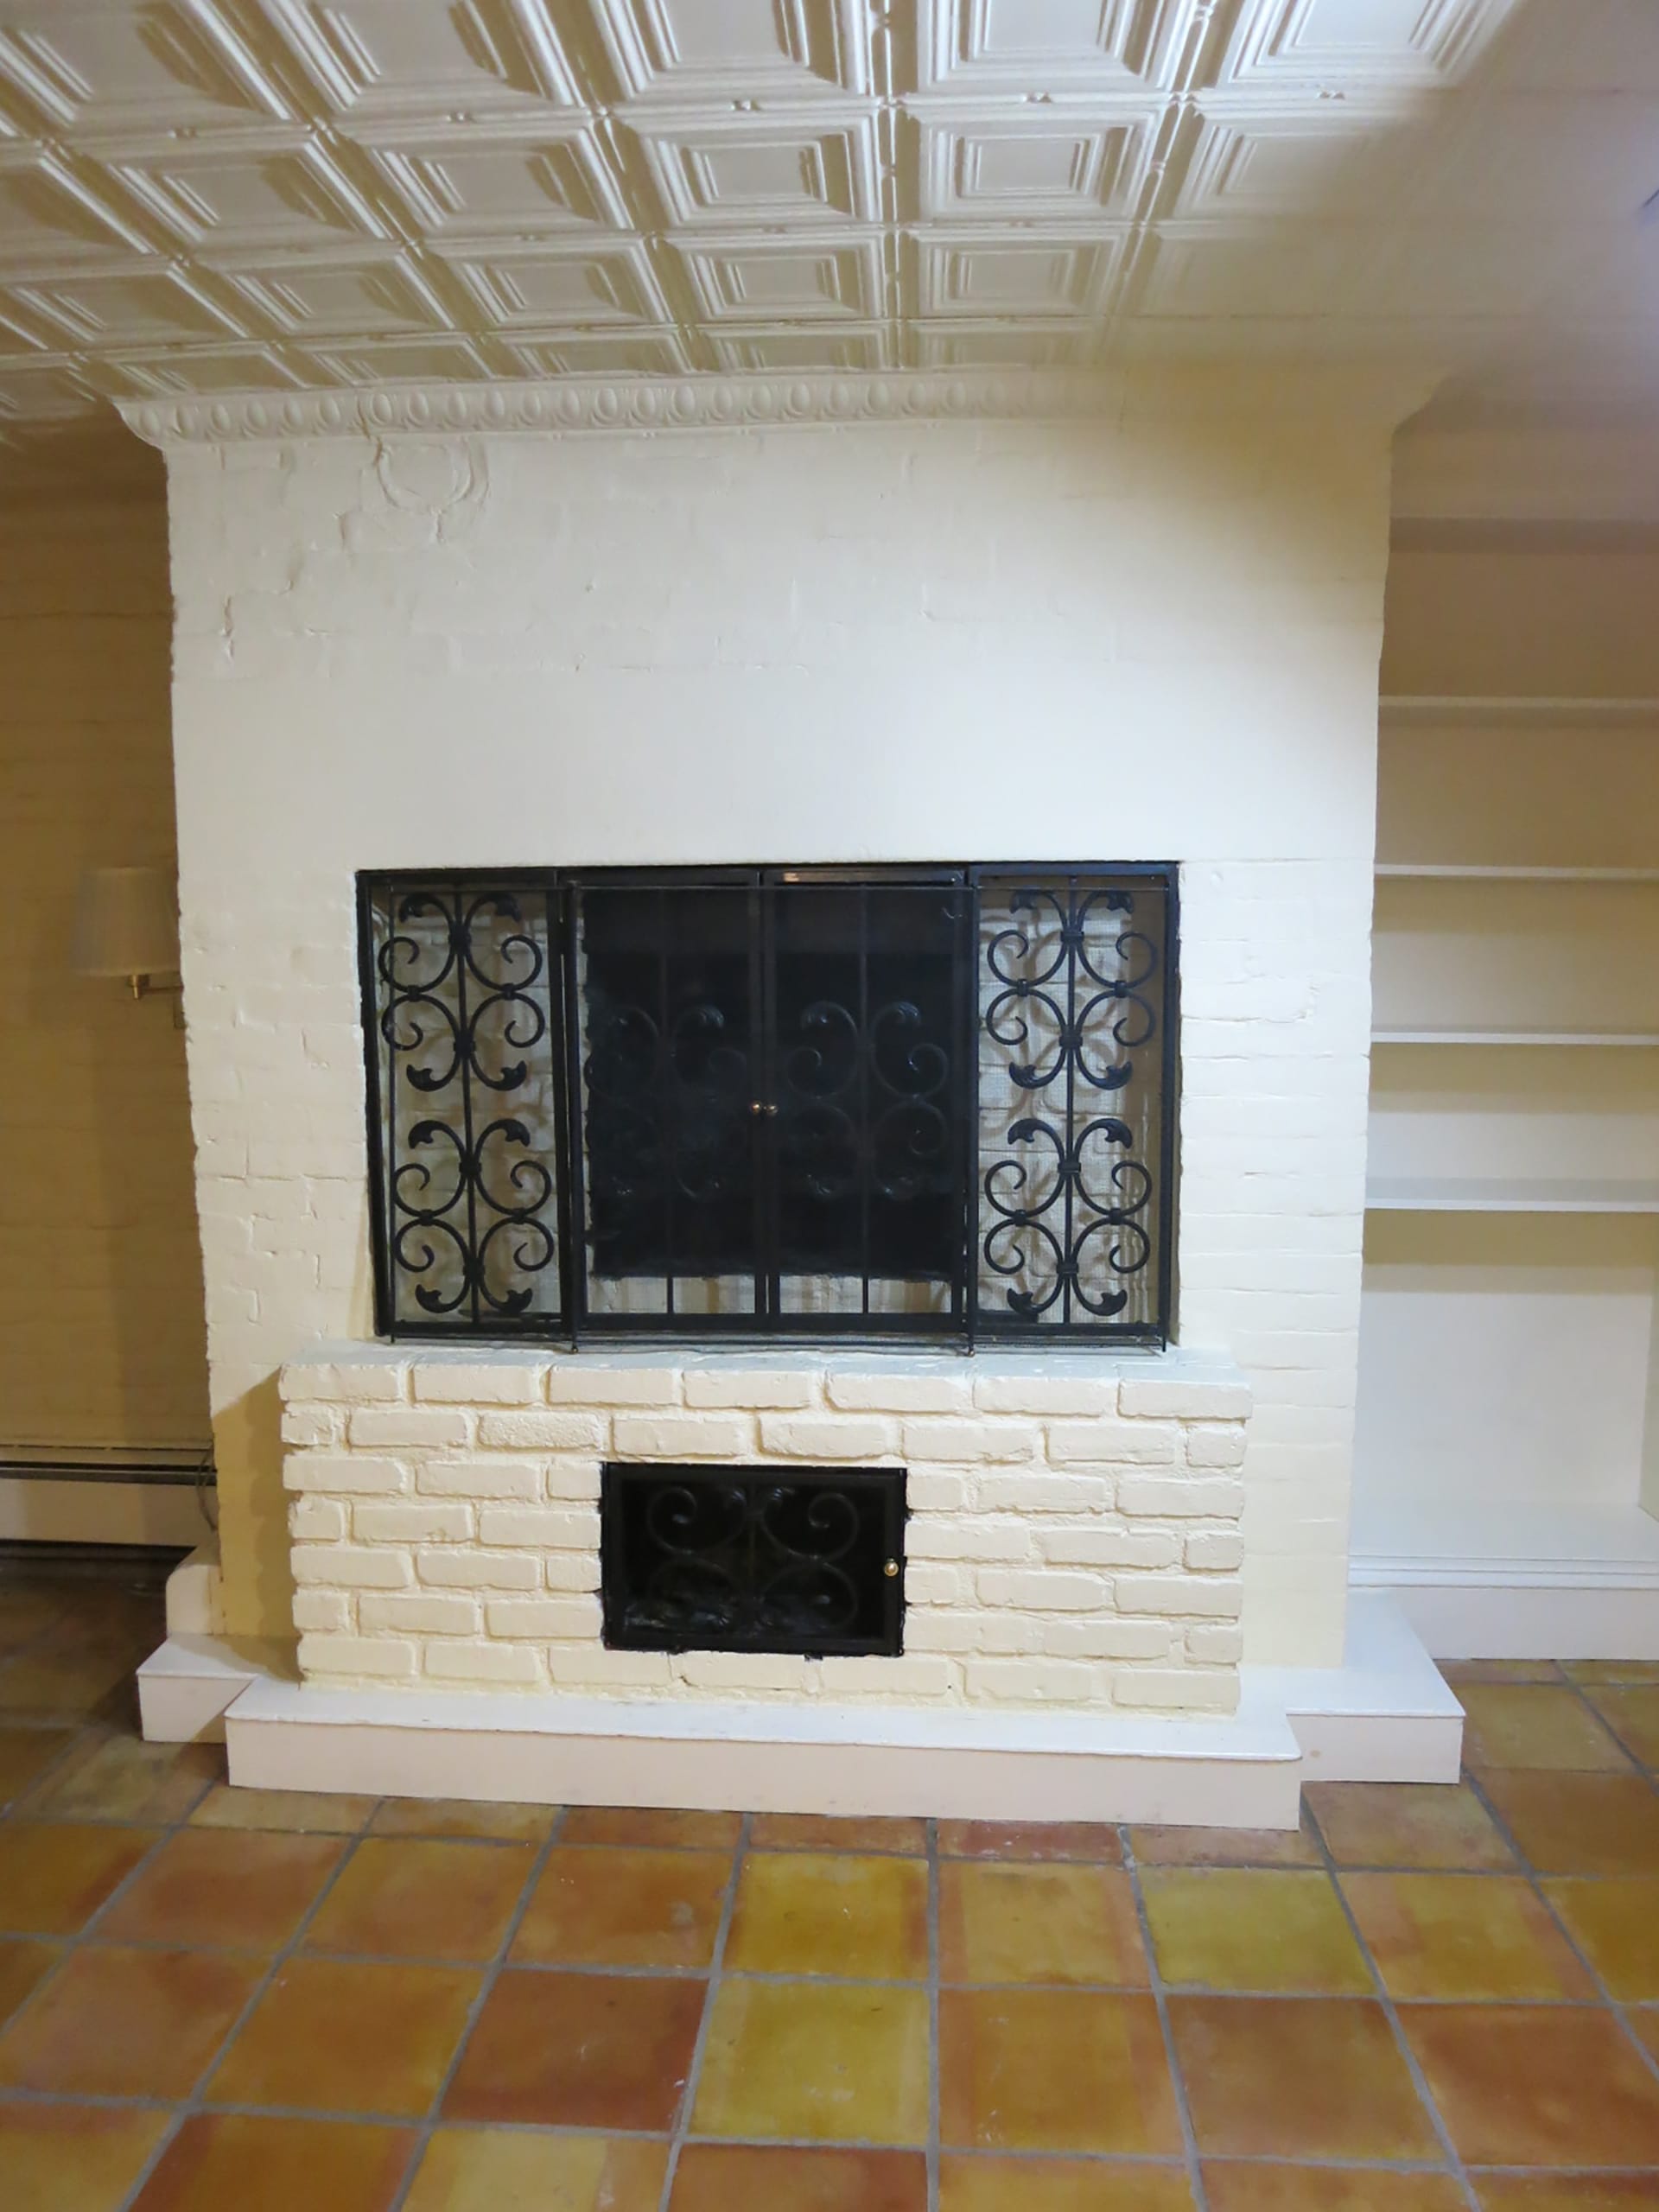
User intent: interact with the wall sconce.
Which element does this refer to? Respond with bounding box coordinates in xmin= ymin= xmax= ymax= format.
xmin=71 ymin=867 xmax=182 ymax=1008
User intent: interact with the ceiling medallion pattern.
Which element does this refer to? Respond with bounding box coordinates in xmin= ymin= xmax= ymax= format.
xmin=0 ymin=0 xmax=1647 ymax=441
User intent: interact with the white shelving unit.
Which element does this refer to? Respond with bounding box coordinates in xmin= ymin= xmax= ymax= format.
xmin=1355 ymin=563 xmax=1659 ymax=1655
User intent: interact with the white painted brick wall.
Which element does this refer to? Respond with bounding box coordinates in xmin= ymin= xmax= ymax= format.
xmin=281 ymin=1347 xmax=1249 ymax=1713
xmin=165 ymin=397 xmax=1393 ymax=1661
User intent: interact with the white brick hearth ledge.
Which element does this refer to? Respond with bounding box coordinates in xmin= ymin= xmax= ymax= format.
xmin=140 ymin=1344 xmax=1461 ymax=1827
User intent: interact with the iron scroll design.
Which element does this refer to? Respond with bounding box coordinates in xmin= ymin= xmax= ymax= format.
xmin=365 ymin=881 xmax=563 ymax=1331
xmin=601 ymin=1463 xmax=905 ymax=1656
xmin=976 ymin=874 xmax=1171 ymax=1333
xmin=360 ymin=866 xmax=1174 ymax=1344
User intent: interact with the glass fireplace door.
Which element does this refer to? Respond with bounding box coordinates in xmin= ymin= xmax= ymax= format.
xmin=765 ymin=878 xmax=969 ymax=1326
xmin=572 ymin=871 xmax=972 ymax=1332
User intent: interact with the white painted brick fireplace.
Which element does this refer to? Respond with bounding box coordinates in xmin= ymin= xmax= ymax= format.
xmin=280 ymin=1347 xmax=1250 ymax=1712
xmin=128 ymin=368 xmax=1465 ymax=1822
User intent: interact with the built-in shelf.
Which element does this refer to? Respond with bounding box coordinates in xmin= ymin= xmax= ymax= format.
xmin=1380 ymin=695 xmax=1659 ymax=727
xmin=1376 ymin=864 xmax=1659 ymax=883
xmin=1373 ymin=1029 xmax=1659 ymax=1048
xmin=1367 ymin=1177 xmax=1659 ymax=1215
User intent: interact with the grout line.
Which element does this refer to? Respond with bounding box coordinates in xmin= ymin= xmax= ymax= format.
xmin=926 ymin=1815 xmax=940 ymax=2212
xmin=382 ymin=1802 xmax=573 ymax=2212
xmin=1306 ymin=1799 xmax=1483 ymax=2212
xmin=1120 ymin=1821 xmax=1210 ymax=2212
xmin=1461 ymin=1764 xmax=1659 ymax=2093
xmin=107 ymin=1787 xmax=386 ymax=2212
xmin=655 ymin=1811 xmax=748 ymax=2212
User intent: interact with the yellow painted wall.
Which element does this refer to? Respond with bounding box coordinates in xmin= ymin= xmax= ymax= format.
xmin=0 ymin=460 xmax=210 ymax=1456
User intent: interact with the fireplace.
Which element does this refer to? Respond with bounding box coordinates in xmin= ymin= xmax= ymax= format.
xmin=359 ymin=864 xmax=1177 ymax=1347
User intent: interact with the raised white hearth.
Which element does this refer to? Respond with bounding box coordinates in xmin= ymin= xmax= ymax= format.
xmin=137 ymin=1343 xmax=1465 ymax=1827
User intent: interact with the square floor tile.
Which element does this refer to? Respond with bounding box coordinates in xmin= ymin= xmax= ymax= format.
xmin=512 ymin=1846 xmax=729 ymax=1969
xmin=100 ymin=1827 xmax=346 ymax=1951
xmin=1630 ymin=2008 xmax=1659 ymax=2064
xmin=750 ymin=1812 xmax=928 ymax=1854
xmin=1472 ymin=2178 xmax=1659 ymax=2208
xmin=446 ymin=1967 xmax=705 ymax=2129
xmin=1168 ymin=1997 xmax=1441 ymax=2161
xmin=0 ymin=1643 xmax=140 ymax=1715
xmin=1541 ymin=1877 xmax=1659 ymax=1999
xmin=402 ymin=2126 xmax=668 ymax=2211
xmin=939 ymin=1987 xmax=1182 ymax=2155
xmin=1581 ymin=1685 xmax=1659 ymax=1767
xmin=191 ymin=1784 xmax=379 ymax=1834
xmin=20 ymin=1727 xmax=219 ymax=1823
xmin=1205 ymin=2167 xmax=1465 ymax=2210
xmin=0 ymin=1722 xmax=74 ymax=1804
xmin=0 ymin=1943 xmax=264 ymax=2097
xmin=695 ymin=1979 xmax=930 ymax=2145
xmin=207 ymin=1958 xmax=480 ymax=2117
xmin=0 ymin=1819 xmax=156 ymax=1933
xmin=0 ymin=1934 xmax=59 ymax=2025
xmin=938 ymin=1820 xmax=1122 ymax=1865
xmin=302 ymin=1838 xmax=536 ymax=1961
xmin=1341 ymin=1872 xmax=1594 ymax=2000
xmin=1477 ymin=1772 xmax=1659 ymax=1874
xmin=132 ymin=2113 xmax=415 ymax=2212
xmin=1308 ymin=1781 xmax=1516 ymax=1871
xmin=939 ymin=1861 xmax=1148 ymax=1987
xmin=1128 ymin=1817 xmax=1322 ymax=1868
xmin=1442 ymin=1661 xmax=1564 ymax=1685
xmin=1459 ymin=1688 xmax=1631 ymax=1771
xmin=671 ymin=2143 xmax=928 ymax=2210
xmin=562 ymin=1806 xmax=741 ymax=1849
xmin=0 ymin=2101 xmax=173 ymax=2211
xmin=1402 ymin=2003 xmax=1659 ymax=2166
xmin=1563 ymin=1661 xmax=1659 ymax=1687
xmin=0 ymin=1584 xmax=67 ymax=1652
xmin=938 ymin=2155 xmax=1195 ymax=2209
xmin=1141 ymin=1869 xmax=1370 ymax=1994
xmin=725 ymin=1851 xmax=928 ymax=1979
xmin=368 ymin=1796 xmax=562 ymax=1841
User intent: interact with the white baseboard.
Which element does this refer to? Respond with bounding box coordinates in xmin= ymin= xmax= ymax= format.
xmin=1363 ymin=1580 xmax=1659 ymax=1662
xmin=136 ymin=1592 xmax=1462 ymax=1828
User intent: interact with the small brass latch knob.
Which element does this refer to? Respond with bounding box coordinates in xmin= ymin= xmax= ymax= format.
xmin=883 ymin=1559 xmax=899 ymax=1579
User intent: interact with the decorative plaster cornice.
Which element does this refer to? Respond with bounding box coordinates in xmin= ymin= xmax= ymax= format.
xmin=118 ymin=370 xmax=1128 ymax=447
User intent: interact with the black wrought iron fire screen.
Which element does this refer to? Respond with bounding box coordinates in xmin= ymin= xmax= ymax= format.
xmin=359 ymin=864 xmax=1177 ymax=1344
xmin=601 ymin=1464 xmax=906 ymax=1656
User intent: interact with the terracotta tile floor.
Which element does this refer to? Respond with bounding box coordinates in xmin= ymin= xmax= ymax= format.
xmin=3 ymin=1567 xmax=1659 ymax=2209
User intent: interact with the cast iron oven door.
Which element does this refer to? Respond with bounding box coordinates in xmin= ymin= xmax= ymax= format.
xmin=601 ymin=1463 xmax=906 ymax=1657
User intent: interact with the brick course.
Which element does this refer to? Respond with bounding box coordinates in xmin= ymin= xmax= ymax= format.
xmin=282 ymin=1349 xmax=1249 ymax=1713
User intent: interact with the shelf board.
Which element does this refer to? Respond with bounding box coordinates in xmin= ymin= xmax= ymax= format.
xmin=1376 ymin=864 xmax=1659 ymax=883
xmin=1380 ymin=695 xmax=1659 ymax=727
xmin=1367 ymin=1177 xmax=1659 ymax=1215
xmin=1373 ymin=1029 xmax=1659 ymax=1048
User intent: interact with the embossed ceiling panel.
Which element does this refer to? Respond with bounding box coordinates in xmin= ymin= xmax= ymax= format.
xmin=0 ymin=0 xmax=1651 ymax=442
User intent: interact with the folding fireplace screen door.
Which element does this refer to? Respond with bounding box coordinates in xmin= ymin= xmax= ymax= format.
xmin=359 ymin=865 xmax=1176 ymax=1344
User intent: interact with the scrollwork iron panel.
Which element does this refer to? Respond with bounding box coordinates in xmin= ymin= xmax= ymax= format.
xmin=975 ymin=870 xmax=1173 ymax=1338
xmin=359 ymin=864 xmax=1175 ymax=1344
xmin=362 ymin=879 xmax=565 ymax=1333
xmin=601 ymin=1462 xmax=905 ymax=1656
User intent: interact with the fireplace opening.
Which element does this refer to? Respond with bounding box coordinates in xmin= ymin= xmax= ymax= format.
xmin=360 ymin=864 xmax=1175 ymax=1344
xmin=601 ymin=1463 xmax=906 ymax=1657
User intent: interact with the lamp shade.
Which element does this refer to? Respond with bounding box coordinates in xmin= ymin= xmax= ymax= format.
xmin=71 ymin=867 xmax=179 ymax=980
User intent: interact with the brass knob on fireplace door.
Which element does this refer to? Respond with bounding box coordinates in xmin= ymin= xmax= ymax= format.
xmin=884 ymin=1560 xmax=899 ymax=1579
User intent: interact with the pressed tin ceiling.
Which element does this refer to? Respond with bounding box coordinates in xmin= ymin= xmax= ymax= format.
xmin=0 ymin=0 xmax=1655 ymax=445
